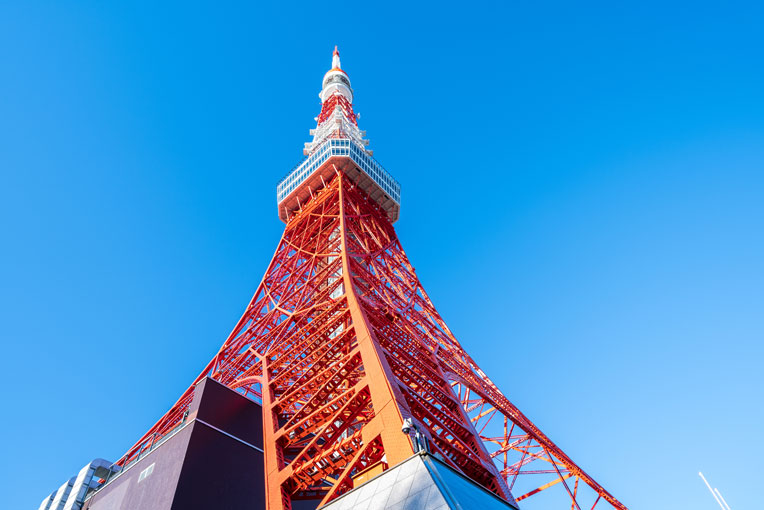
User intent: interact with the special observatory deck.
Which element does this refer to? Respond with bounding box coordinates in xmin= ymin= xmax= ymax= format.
xmin=277 ymin=138 xmax=401 ymax=223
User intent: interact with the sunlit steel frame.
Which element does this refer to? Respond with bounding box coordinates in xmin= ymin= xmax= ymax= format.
xmin=115 ymin=172 xmax=627 ymax=510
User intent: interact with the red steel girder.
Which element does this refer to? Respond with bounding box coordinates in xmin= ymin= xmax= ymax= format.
xmin=115 ymin=171 xmax=626 ymax=510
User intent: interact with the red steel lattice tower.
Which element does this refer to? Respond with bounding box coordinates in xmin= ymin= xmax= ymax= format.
xmin=118 ymin=47 xmax=627 ymax=510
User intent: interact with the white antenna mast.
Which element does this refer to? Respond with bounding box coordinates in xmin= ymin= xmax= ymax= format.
xmin=714 ymin=487 xmax=732 ymax=510
xmin=698 ymin=472 xmax=731 ymax=510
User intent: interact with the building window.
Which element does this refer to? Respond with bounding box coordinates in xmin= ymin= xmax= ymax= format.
xmin=137 ymin=463 xmax=155 ymax=483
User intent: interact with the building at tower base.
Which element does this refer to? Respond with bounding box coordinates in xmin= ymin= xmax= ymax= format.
xmin=321 ymin=453 xmax=519 ymax=510
xmin=82 ymin=377 xmax=264 ymax=510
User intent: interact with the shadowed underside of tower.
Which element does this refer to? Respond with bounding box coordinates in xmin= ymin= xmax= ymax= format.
xmin=106 ymin=48 xmax=627 ymax=510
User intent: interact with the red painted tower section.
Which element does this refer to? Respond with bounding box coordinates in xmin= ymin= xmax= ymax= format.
xmin=112 ymin=49 xmax=627 ymax=510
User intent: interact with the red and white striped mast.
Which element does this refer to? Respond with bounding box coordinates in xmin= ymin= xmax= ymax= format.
xmin=305 ymin=46 xmax=370 ymax=156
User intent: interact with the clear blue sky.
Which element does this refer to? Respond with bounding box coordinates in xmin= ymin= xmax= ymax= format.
xmin=1 ymin=2 xmax=762 ymax=509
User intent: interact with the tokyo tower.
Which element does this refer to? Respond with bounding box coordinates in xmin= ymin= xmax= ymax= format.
xmin=70 ymin=48 xmax=627 ymax=510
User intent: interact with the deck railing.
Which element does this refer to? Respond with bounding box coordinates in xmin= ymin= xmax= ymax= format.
xmin=276 ymin=139 xmax=401 ymax=205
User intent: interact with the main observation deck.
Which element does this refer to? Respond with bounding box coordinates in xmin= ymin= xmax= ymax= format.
xmin=276 ymin=138 xmax=401 ymax=223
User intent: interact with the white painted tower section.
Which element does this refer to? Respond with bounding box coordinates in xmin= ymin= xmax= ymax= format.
xmin=304 ymin=47 xmax=370 ymax=155
xmin=320 ymin=46 xmax=353 ymax=103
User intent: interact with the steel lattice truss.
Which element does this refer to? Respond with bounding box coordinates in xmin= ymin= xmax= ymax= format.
xmin=317 ymin=93 xmax=358 ymax=126
xmin=118 ymin=172 xmax=627 ymax=510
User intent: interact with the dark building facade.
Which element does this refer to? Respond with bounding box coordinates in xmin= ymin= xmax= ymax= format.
xmin=83 ymin=378 xmax=264 ymax=510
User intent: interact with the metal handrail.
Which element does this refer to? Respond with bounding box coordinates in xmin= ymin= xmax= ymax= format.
xmin=276 ymin=138 xmax=400 ymax=204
